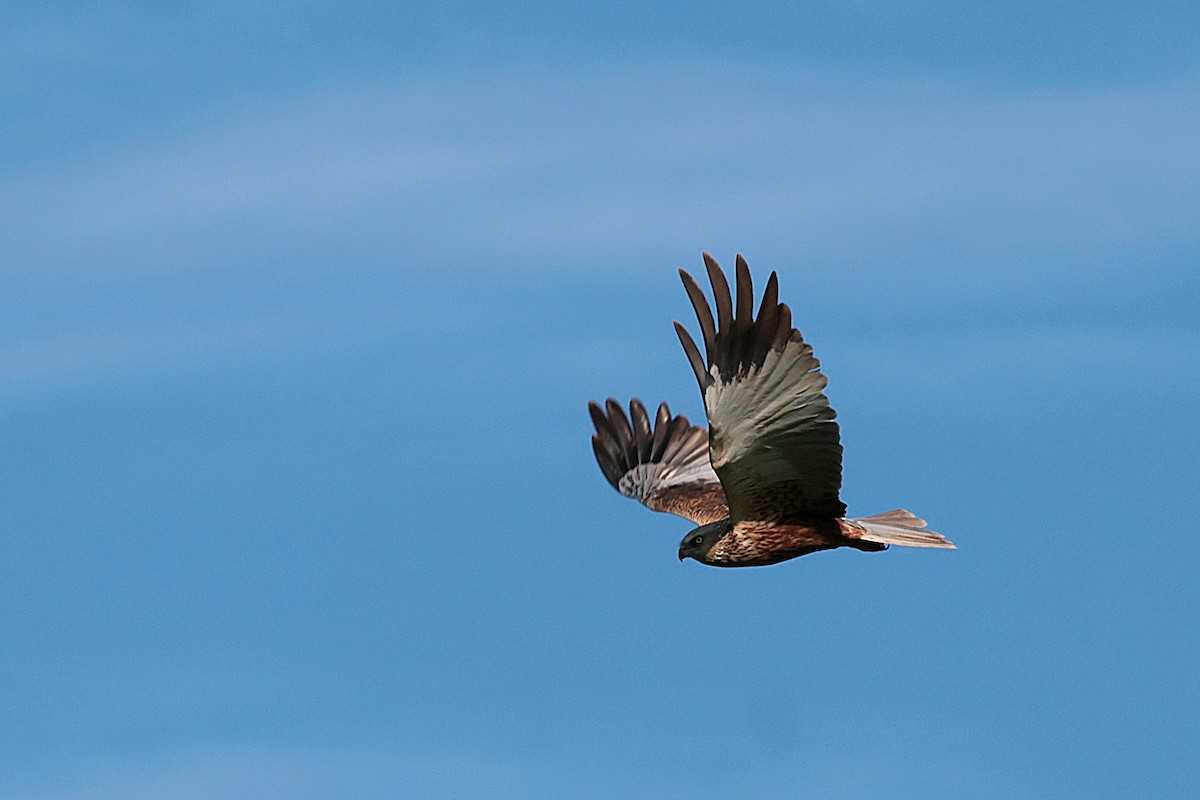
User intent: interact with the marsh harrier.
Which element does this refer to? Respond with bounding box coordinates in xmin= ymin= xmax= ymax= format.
xmin=589 ymin=254 xmax=955 ymax=567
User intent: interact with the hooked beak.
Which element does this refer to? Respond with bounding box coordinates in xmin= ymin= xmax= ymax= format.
xmin=678 ymin=549 xmax=687 ymax=562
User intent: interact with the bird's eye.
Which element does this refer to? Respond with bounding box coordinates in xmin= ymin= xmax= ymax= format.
xmin=691 ymin=535 xmax=704 ymax=546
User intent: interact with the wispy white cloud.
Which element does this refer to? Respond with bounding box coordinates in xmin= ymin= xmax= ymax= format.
xmin=0 ymin=740 xmax=992 ymax=800
xmin=827 ymin=323 xmax=1200 ymax=419
xmin=3 ymin=66 xmax=1196 ymax=283
xmin=5 ymin=746 xmax=716 ymax=800
xmin=0 ymin=307 xmax=415 ymax=395
xmin=2 ymin=64 xmax=1194 ymax=395
xmin=2 ymin=748 xmax=536 ymax=800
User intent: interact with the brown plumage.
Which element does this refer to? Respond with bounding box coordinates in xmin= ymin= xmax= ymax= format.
xmin=588 ymin=398 xmax=727 ymax=525
xmin=589 ymin=254 xmax=956 ymax=567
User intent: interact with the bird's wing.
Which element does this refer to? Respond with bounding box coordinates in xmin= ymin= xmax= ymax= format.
xmin=589 ymin=398 xmax=729 ymax=525
xmin=674 ymin=254 xmax=847 ymax=522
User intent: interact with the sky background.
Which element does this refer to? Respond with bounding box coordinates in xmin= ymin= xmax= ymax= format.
xmin=3 ymin=2 xmax=1199 ymax=798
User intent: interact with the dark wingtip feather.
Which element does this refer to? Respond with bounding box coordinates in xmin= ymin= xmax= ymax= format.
xmin=588 ymin=401 xmax=626 ymax=468
xmin=604 ymin=397 xmax=634 ymax=450
xmin=679 ymin=268 xmax=716 ymax=357
xmin=605 ymin=397 xmax=628 ymax=426
xmin=587 ymin=399 xmax=604 ymax=425
xmin=773 ymin=303 xmax=793 ymax=351
xmin=733 ymin=254 xmax=756 ymax=371
xmin=674 ymin=320 xmax=708 ymax=389
xmin=704 ymin=254 xmax=733 ymax=336
xmin=757 ymin=272 xmax=779 ymax=322
xmin=588 ymin=400 xmax=615 ymax=440
xmin=591 ymin=435 xmax=624 ymax=487
xmin=629 ymin=398 xmax=653 ymax=462
xmin=734 ymin=254 xmax=753 ymax=328
xmin=749 ymin=271 xmax=781 ymax=369
xmin=650 ymin=402 xmax=671 ymax=460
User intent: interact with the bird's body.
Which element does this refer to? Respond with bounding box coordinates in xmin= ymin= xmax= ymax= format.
xmin=699 ymin=520 xmax=850 ymax=568
xmin=589 ymin=254 xmax=955 ymax=567
xmin=676 ymin=511 xmax=918 ymax=567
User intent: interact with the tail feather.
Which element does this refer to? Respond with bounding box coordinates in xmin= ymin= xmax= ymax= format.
xmin=849 ymin=509 xmax=956 ymax=550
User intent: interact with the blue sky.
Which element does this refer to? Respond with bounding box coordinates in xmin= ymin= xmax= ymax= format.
xmin=3 ymin=2 xmax=1198 ymax=798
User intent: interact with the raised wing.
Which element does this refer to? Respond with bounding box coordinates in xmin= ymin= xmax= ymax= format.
xmin=674 ymin=254 xmax=847 ymax=521
xmin=589 ymin=398 xmax=728 ymax=525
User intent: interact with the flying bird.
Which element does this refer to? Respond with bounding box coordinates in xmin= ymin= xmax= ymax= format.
xmin=589 ymin=254 xmax=955 ymax=567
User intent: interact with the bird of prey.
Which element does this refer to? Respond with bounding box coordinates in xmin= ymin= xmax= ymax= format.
xmin=589 ymin=254 xmax=955 ymax=567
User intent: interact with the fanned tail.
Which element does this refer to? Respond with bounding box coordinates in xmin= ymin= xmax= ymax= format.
xmin=847 ymin=509 xmax=956 ymax=549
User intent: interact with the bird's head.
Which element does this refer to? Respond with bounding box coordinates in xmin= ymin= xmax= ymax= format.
xmin=678 ymin=519 xmax=732 ymax=562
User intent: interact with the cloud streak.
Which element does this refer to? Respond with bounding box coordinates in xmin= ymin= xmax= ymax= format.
xmin=3 ymin=748 xmax=542 ymax=800
xmin=0 ymin=305 xmax=425 ymax=396
xmin=3 ymin=66 xmax=1196 ymax=282
xmin=2 ymin=64 xmax=1195 ymax=395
